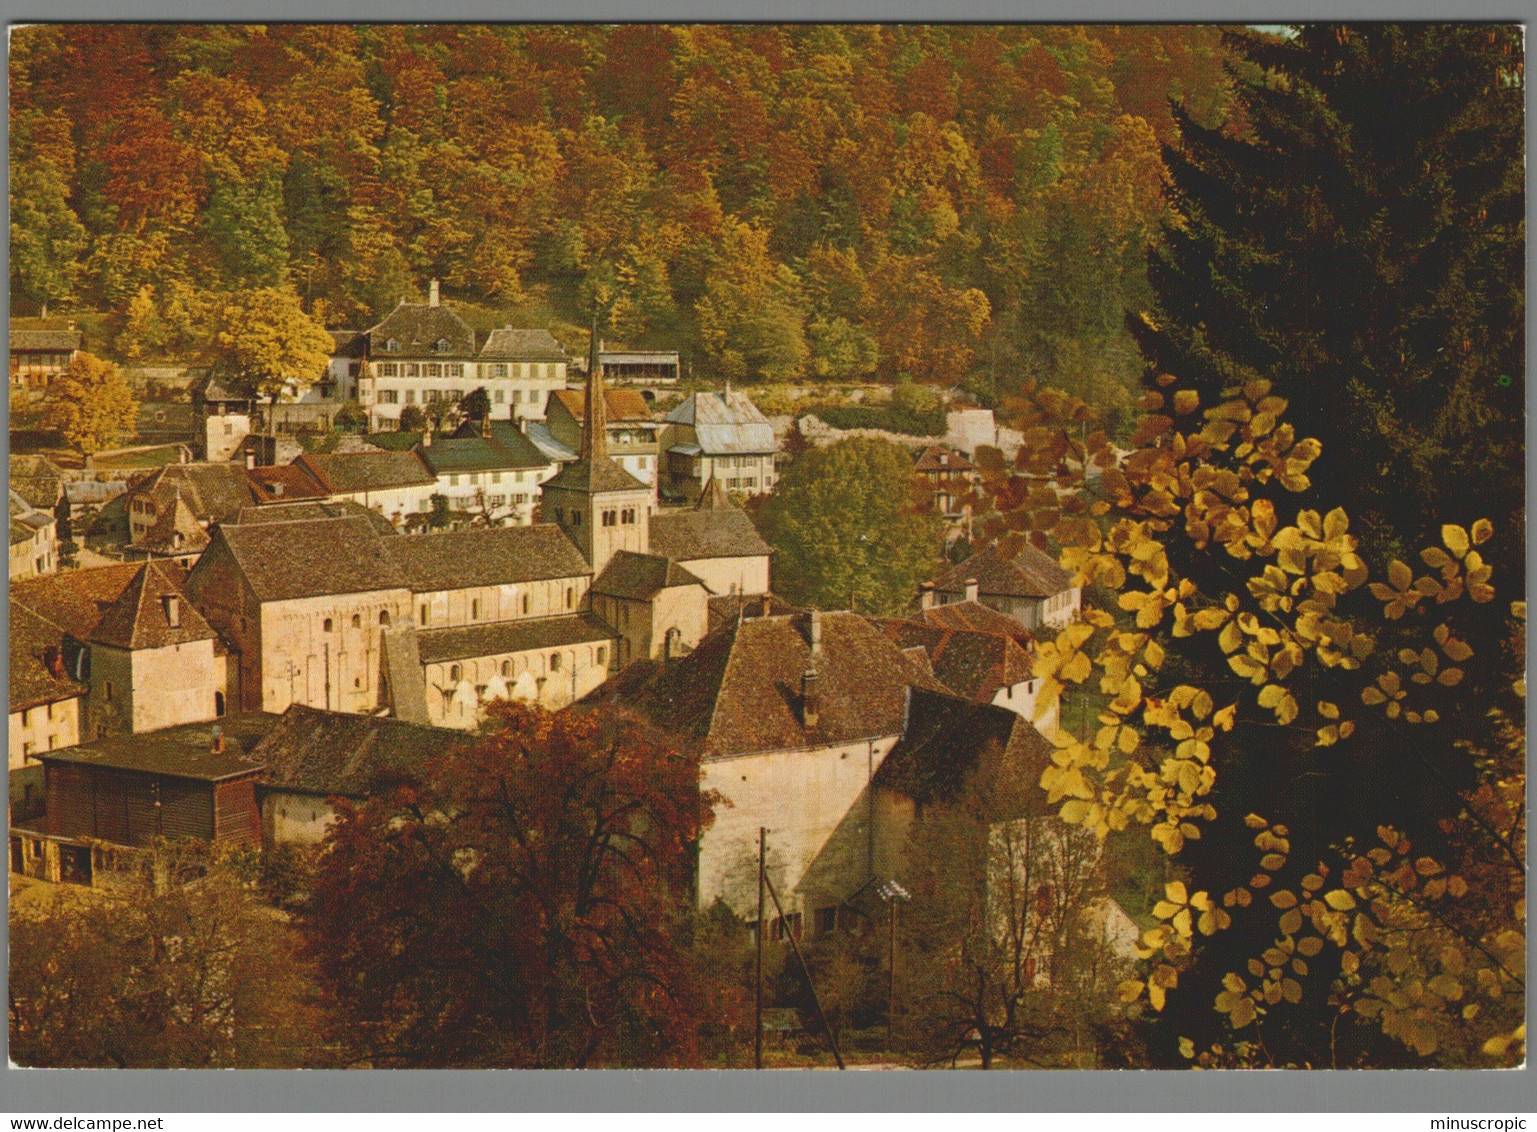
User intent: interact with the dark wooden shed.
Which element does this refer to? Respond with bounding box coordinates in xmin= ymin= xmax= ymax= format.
xmin=37 ymin=715 xmax=277 ymax=850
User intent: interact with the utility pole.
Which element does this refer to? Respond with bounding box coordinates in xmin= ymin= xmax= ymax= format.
xmin=755 ymin=826 xmax=766 ymax=1070
xmin=879 ymin=880 xmax=910 ymax=1053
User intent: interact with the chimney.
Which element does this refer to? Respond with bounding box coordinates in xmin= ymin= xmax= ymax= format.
xmin=429 ymin=279 xmax=440 ymax=308
xmin=210 ymin=724 xmax=225 ymax=755
xmin=809 ymin=609 xmax=822 ymax=657
xmin=163 ymin=594 xmax=181 ymax=628
xmin=421 ymin=424 xmax=432 ymax=447
xmin=245 ymin=450 xmax=256 ymax=470
xmin=920 ymin=582 xmax=936 ymax=611
xmin=965 ymin=577 xmax=979 ymax=604
xmin=273 ymin=482 xmax=284 ymax=497
xmin=800 ymin=669 xmax=820 ymax=729
xmin=46 ymin=647 xmax=65 ymax=680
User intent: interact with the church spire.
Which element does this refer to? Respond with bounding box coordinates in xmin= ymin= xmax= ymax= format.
xmin=582 ymin=308 xmax=608 ymax=461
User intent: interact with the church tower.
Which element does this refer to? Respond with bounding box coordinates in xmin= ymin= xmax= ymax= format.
xmin=542 ymin=314 xmax=652 ymax=576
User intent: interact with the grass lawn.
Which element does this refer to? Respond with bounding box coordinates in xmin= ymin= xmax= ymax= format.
xmin=91 ymin=444 xmax=187 ymax=469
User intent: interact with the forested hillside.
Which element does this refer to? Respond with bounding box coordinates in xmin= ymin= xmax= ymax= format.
xmin=10 ymin=24 xmax=1234 ymax=418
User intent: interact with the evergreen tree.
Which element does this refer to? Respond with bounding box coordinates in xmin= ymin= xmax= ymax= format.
xmin=1124 ymin=24 xmax=1525 ymax=1064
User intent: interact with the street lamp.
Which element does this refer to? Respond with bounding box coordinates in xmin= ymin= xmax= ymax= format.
xmin=878 ymin=879 xmax=911 ymax=1051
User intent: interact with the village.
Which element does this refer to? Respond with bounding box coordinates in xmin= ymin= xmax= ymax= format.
xmin=8 ymin=289 xmax=1144 ymax=1066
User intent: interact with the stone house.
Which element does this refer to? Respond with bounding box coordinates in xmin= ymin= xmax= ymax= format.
xmin=253 ymin=704 xmax=465 ymax=846
xmin=545 ymin=388 xmax=660 ymax=497
xmin=124 ymin=462 xmax=256 ymax=561
xmin=10 ymin=325 xmax=82 ymax=389
xmin=871 ymin=616 xmax=1053 ymax=734
xmin=10 ymin=490 xmax=58 ymax=580
xmin=661 ymin=389 xmax=778 ymax=501
xmin=589 ymin=551 xmax=710 ymax=667
xmin=648 ymin=477 xmax=774 ymax=599
xmin=413 ymin=427 xmax=556 ymax=525
xmin=930 ymin=543 xmax=1082 ymax=633
xmin=291 ymin=449 xmax=437 ymax=525
xmin=357 ymin=282 xmax=569 ymax=429
xmin=9 ymin=604 xmax=86 ymax=774
xmin=913 ymin=443 xmax=981 ymax=545
xmin=11 ymin=560 xmax=228 ymax=744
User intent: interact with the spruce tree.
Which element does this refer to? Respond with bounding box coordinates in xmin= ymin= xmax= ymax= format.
xmin=1126 ymin=25 xmax=1525 ymax=1064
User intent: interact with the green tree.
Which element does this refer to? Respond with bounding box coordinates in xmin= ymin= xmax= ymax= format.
xmin=9 ymin=114 xmax=87 ymax=316
xmin=397 ymin=403 xmax=427 ymax=433
xmin=757 ymin=436 xmax=943 ymax=615
xmin=695 ymin=219 xmax=810 ymax=383
xmin=206 ymin=287 xmax=334 ymax=406
xmin=42 ymin=352 xmax=138 ymax=455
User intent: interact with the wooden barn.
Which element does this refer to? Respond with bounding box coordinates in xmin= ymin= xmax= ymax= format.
xmin=9 ymin=715 xmax=276 ymax=884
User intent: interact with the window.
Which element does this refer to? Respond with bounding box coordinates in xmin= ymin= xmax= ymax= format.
xmin=379 ymin=363 xmax=399 ymax=377
xmin=513 ymin=390 xmax=524 ymax=405
xmin=405 ymin=390 xmax=417 ymax=404
xmin=224 ymin=421 xmax=234 ymax=436
xmin=105 ymin=681 xmax=113 ymax=703
xmin=447 ymin=364 xmax=464 ymax=378
xmin=406 ymin=363 xmax=420 ymax=377
xmin=471 ymin=599 xmax=481 ymax=620
xmin=20 ymin=708 xmax=29 ymax=727
xmin=386 ymin=339 xmax=400 ymax=352
xmin=215 ymin=691 xmax=226 ymax=716
xmin=491 ymin=472 xmax=502 ymax=484
xmin=426 ymin=363 xmax=442 ymax=378
xmin=489 ymin=494 xmax=505 ymax=506
xmin=426 ymin=390 xmax=441 ymax=403
xmin=490 ymin=363 xmax=508 ymax=379
xmin=602 ymin=509 xmax=616 ymax=528
xmin=595 ymin=646 xmax=606 ymax=665
xmin=550 ymin=653 xmax=562 ymax=672
xmin=501 ymin=660 xmax=512 ymax=678
xmin=494 ymin=389 xmax=506 ymax=404
xmin=379 ymin=390 xmax=399 ymax=405
xmin=420 ymin=604 xmax=429 ymax=625
xmin=323 ymin=618 xmax=334 ymax=632
xmin=815 ymin=906 xmax=839 ymax=937
xmin=565 ymin=587 xmax=574 ymax=610
xmin=522 ymin=594 xmax=530 ymax=615
xmin=380 ymin=610 xmax=391 ymax=625
xmin=449 ymin=664 xmax=462 ymax=682
xmin=571 ymin=511 xmax=582 ymax=526
xmin=621 ymin=507 xmax=635 ymax=524
xmin=351 ymin=613 xmax=361 ymax=628
xmin=436 ymin=338 xmax=451 ymax=353
xmin=22 ymin=741 xmax=34 ymax=757
xmin=771 ymin=914 xmax=803 ymax=942
xmin=449 ymin=475 xmax=460 ymax=487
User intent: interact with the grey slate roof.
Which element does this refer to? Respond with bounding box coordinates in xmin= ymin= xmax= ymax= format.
xmin=365 ymin=301 xmax=476 ymax=358
xmin=384 ymin=524 xmax=591 ymax=592
xmin=665 ymin=391 xmax=776 ymax=455
xmin=592 ymin=551 xmax=705 ymax=601
xmin=294 ymin=450 xmax=435 ymax=494
xmin=253 ymin=704 xmax=462 ymax=797
xmin=477 ymin=327 xmax=567 ymax=362
xmin=416 ymin=431 xmax=551 ymax=475
xmin=205 ymin=516 xmax=410 ymax=602
xmin=39 ymin=714 xmax=279 ymax=782
xmin=524 ymin=421 xmax=579 ymax=463
xmin=415 ymin=612 xmax=614 ymax=665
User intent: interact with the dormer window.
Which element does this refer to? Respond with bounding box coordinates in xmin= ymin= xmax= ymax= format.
xmin=386 ymin=338 xmax=401 ymax=353
xmin=436 ymin=338 xmax=450 ymax=353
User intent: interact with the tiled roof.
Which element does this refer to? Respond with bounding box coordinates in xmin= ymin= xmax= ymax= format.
xmin=550 ymin=389 xmax=654 ymax=424
xmin=916 ymin=600 xmax=1036 ymax=646
xmin=294 ymin=450 xmax=435 ymax=494
xmin=131 ymin=463 xmax=256 ymax=523
xmin=38 ymin=714 xmax=279 ymax=782
xmin=10 ymin=455 xmax=64 ymax=509
xmin=12 ymin=562 xmax=151 ymax=640
xmin=477 ymin=327 xmax=567 ymax=362
xmin=705 ymin=592 xmax=801 ymax=634
xmin=253 ymin=704 xmax=462 ymax=797
xmin=328 ymin=330 xmax=367 ymax=357
xmin=870 ymin=618 xmax=1033 ymax=704
xmin=913 ymin=444 xmax=978 ymax=474
xmin=933 ymin=542 xmax=1074 ymax=600
xmin=665 ymin=391 xmax=776 ymax=455
xmin=10 ymin=603 xmax=87 ymax=711
xmin=541 ymin=457 xmax=648 ymax=495
xmin=605 ymin=611 xmax=948 ymax=760
xmin=416 ymin=432 xmax=551 ymax=475
xmin=245 ymin=464 xmax=330 ymax=503
xmin=224 ymin=500 xmax=400 ymax=536
xmin=133 ymin=491 xmax=209 ymax=555
xmin=90 ymin=560 xmax=218 ymax=651
xmin=385 ymin=524 xmax=591 ymax=592
xmin=873 ymin=687 xmax=1051 ymax=809
xmin=199 ymin=515 xmax=410 ymax=602
xmin=365 ymin=301 xmax=476 ymax=358
xmin=649 ymin=508 xmax=772 ymax=562
xmin=11 ymin=328 xmax=81 ymax=353
xmin=592 ymin=551 xmax=705 ymax=601
xmin=415 ymin=612 xmax=613 ymax=665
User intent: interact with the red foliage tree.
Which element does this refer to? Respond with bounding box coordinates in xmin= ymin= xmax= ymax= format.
xmin=302 ymin=700 xmax=736 ymax=1067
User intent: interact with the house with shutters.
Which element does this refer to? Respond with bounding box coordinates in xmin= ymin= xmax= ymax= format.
xmin=290 ymin=449 xmax=438 ymax=525
xmin=661 ymin=389 xmax=779 ymax=501
xmin=356 ymin=281 xmax=570 ymax=429
xmin=10 ymin=325 xmax=82 ymax=389
xmin=930 ymin=542 xmax=1082 ymax=633
xmin=9 ymin=605 xmax=87 ymax=775
xmin=413 ymin=426 xmax=557 ymax=526
xmin=10 ymin=490 xmax=58 ymax=580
